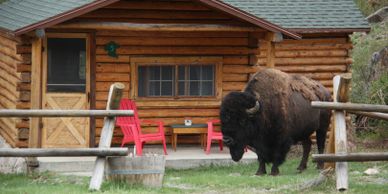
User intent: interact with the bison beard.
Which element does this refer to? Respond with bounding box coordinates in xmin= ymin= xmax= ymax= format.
xmin=220 ymin=69 xmax=332 ymax=176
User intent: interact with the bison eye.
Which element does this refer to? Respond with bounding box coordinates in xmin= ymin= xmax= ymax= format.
xmin=222 ymin=136 xmax=235 ymax=146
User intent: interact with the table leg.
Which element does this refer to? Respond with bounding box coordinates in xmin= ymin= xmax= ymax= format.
xmin=173 ymin=133 xmax=177 ymax=151
xmin=200 ymin=134 xmax=204 ymax=149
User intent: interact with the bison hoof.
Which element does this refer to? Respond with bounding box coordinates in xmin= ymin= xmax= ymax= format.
xmin=297 ymin=166 xmax=307 ymax=173
xmin=255 ymin=171 xmax=266 ymax=176
xmin=270 ymin=171 xmax=279 ymax=176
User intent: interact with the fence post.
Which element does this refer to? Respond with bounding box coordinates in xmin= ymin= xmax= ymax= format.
xmin=89 ymin=83 xmax=125 ymax=191
xmin=333 ymin=74 xmax=351 ymax=191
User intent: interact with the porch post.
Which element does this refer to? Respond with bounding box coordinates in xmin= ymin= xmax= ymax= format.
xmin=265 ymin=32 xmax=283 ymax=68
xmin=29 ymin=37 xmax=43 ymax=148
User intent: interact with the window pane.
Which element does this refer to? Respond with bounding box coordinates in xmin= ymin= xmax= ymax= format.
xmin=189 ymin=81 xmax=200 ymax=96
xmin=161 ymin=66 xmax=173 ymax=80
xmin=202 ymin=81 xmax=214 ymax=96
xmin=189 ymin=65 xmax=200 ymax=80
xmin=178 ymin=81 xmax=185 ymax=96
xmin=178 ymin=66 xmax=185 ymax=80
xmin=149 ymin=66 xmax=160 ymax=80
xmin=161 ymin=82 xmax=173 ymax=96
xmin=148 ymin=82 xmax=160 ymax=96
xmin=202 ymin=65 xmax=214 ymax=80
xmin=47 ymin=38 xmax=86 ymax=92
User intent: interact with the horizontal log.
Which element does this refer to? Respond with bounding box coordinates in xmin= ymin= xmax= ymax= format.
xmin=96 ymin=31 xmax=248 ymax=38
xmin=277 ymin=65 xmax=347 ymax=73
xmin=275 ymin=50 xmax=348 ymax=58
xmin=281 ymin=38 xmax=348 ymax=45
xmin=223 ymin=74 xmax=248 ymax=82
xmin=96 ymin=55 xmax=129 ymax=63
xmin=80 ymin=9 xmax=229 ymax=20
xmin=0 ymin=148 xmax=129 ymax=157
xmin=16 ymin=45 xmax=31 ymax=54
xmin=95 ymin=73 xmax=130 ymax=82
xmin=312 ymin=152 xmax=388 ymax=162
xmin=54 ymin=22 xmax=263 ymax=32
xmin=348 ymin=111 xmax=388 ymax=121
xmin=222 ymin=82 xmax=246 ymax=91
xmin=16 ymin=101 xmax=30 ymax=109
xmin=96 ymin=37 xmax=248 ymax=46
xmin=17 ymin=82 xmax=31 ymax=91
xmin=96 ymin=63 xmax=130 ymax=73
xmin=96 ymin=46 xmax=259 ymax=55
xmin=311 ymin=102 xmax=388 ymax=113
xmin=16 ymin=63 xmax=31 ymax=72
xmin=224 ymin=56 xmax=249 ymax=65
xmin=265 ymin=57 xmax=353 ymax=65
xmin=275 ymin=43 xmax=352 ymax=51
xmin=96 ymin=82 xmax=130 ymax=92
xmin=223 ymin=65 xmax=258 ymax=73
xmin=0 ymin=109 xmax=134 ymax=117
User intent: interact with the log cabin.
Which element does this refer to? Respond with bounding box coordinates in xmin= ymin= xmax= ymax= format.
xmin=0 ymin=0 xmax=369 ymax=148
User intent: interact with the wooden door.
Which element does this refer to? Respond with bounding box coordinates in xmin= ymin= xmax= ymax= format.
xmin=41 ymin=33 xmax=90 ymax=148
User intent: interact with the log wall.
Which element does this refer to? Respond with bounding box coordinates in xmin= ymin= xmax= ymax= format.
xmin=272 ymin=36 xmax=352 ymax=93
xmin=0 ymin=32 xmax=22 ymax=147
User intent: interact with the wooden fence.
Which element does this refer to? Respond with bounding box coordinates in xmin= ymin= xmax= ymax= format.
xmin=311 ymin=75 xmax=388 ymax=192
xmin=0 ymin=83 xmax=128 ymax=191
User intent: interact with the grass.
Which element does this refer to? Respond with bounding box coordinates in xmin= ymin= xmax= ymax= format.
xmin=1 ymin=156 xmax=387 ymax=194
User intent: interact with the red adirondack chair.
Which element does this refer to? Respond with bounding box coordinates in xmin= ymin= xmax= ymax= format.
xmin=117 ymin=99 xmax=167 ymax=156
xmin=205 ymin=119 xmax=223 ymax=154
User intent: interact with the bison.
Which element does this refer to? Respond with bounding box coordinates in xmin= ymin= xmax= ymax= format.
xmin=220 ymin=69 xmax=332 ymax=175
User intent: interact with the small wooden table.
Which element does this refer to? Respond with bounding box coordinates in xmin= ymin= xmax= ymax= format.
xmin=170 ymin=124 xmax=208 ymax=151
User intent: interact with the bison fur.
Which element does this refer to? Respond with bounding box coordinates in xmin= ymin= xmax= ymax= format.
xmin=220 ymin=69 xmax=332 ymax=175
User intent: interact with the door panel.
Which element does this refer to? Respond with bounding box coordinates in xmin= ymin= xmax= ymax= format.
xmin=41 ymin=34 xmax=90 ymax=148
xmin=42 ymin=93 xmax=89 ymax=147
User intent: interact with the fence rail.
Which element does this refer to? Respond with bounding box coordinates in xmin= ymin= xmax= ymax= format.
xmin=311 ymin=101 xmax=388 ymax=113
xmin=312 ymin=153 xmax=388 ymax=162
xmin=0 ymin=109 xmax=133 ymax=117
xmin=0 ymin=148 xmax=129 ymax=157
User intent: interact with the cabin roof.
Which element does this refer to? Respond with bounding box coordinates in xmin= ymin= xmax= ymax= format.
xmin=222 ymin=0 xmax=370 ymax=32
xmin=0 ymin=0 xmax=369 ymax=37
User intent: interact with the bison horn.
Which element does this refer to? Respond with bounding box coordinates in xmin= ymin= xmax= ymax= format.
xmin=246 ymin=101 xmax=260 ymax=115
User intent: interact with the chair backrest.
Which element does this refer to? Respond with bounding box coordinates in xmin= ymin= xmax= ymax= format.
xmin=117 ymin=99 xmax=142 ymax=135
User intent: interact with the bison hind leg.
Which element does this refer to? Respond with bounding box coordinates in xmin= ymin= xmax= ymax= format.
xmin=316 ymin=111 xmax=330 ymax=169
xmin=255 ymin=158 xmax=267 ymax=176
xmin=297 ymin=139 xmax=312 ymax=173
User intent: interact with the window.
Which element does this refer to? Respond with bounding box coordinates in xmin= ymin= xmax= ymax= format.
xmin=47 ymin=38 xmax=86 ymax=92
xmin=132 ymin=57 xmax=222 ymax=99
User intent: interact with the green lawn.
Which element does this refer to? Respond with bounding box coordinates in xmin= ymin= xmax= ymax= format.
xmin=0 ymin=157 xmax=387 ymax=194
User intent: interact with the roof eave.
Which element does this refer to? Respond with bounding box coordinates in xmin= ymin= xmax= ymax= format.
xmin=289 ymin=27 xmax=371 ymax=34
xmin=196 ymin=0 xmax=302 ymax=39
xmin=13 ymin=0 xmax=120 ymax=36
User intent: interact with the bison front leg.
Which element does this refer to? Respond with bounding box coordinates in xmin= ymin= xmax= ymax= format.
xmin=270 ymin=163 xmax=280 ymax=176
xmin=297 ymin=139 xmax=312 ymax=173
xmin=255 ymin=157 xmax=266 ymax=176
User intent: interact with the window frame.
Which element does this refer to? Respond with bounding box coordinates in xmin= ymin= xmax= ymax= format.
xmin=131 ymin=57 xmax=223 ymax=100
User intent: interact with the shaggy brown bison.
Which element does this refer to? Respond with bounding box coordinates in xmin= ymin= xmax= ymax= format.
xmin=220 ymin=69 xmax=332 ymax=175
